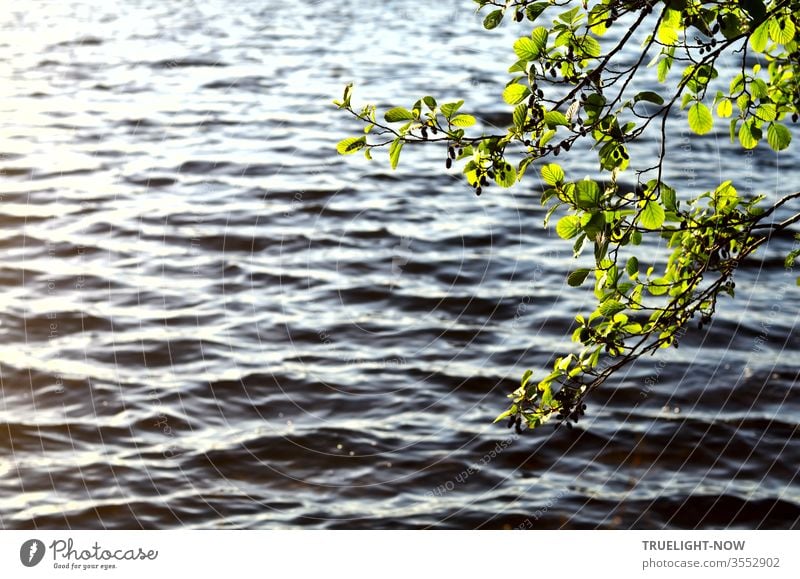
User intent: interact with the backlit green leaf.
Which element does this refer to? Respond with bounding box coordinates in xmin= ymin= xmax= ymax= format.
xmin=576 ymin=180 xmax=601 ymax=208
xmin=389 ymin=138 xmax=403 ymax=169
xmin=688 ymin=103 xmax=713 ymax=135
xmin=450 ymin=114 xmax=476 ymax=127
xmin=514 ymin=37 xmax=540 ymax=60
xmin=767 ymin=122 xmax=791 ymax=151
xmin=336 ymin=136 xmax=366 ymax=155
xmin=749 ymin=20 xmax=769 ymax=52
xmin=739 ymin=119 xmax=760 ymax=149
xmin=599 ymin=299 xmax=625 ymax=317
xmin=769 ymin=17 xmax=795 ymax=45
xmin=503 ymin=83 xmax=530 ymax=105
xmin=640 ymin=199 xmax=665 ymax=230
xmin=531 ymin=27 xmax=549 ymax=53
xmin=440 ymin=101 xmax=464 ymax=118
xmin=494 ymin=161 xmax=517 ymax=188
xmin=556 ymin=215 xmax=582 ymax=239
xmin=716 ymin=98 xmax=733 ymax=118
xmin=541 ymin=163 xmax=564 ymax=185
xmin=384 ymin=107 xmax=415 ymax=122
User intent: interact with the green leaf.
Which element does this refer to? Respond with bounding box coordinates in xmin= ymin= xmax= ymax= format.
xmin=531 ymin=27 xmax=548 ymax=53
xmin=716 ymin=98 xmax=733 ymax=118
xmin=544 ymin=110 xmax=569 ymax=128
xmin=749 ymin=20 xmax=770 ymax=52
xmin=626 ymin=256 xmax=639 ymax=277
xmin=657 ymin=9 xmax=680 ymax=45
xmin=513 ymin=103 xmax=528 ymax=129
xmin=450 ymin=114 xmax=476 ymax=127
xmin=521 ymin=369 xmax=533 ymax=388
xmin=440 ymin=100 xmax=464 ymax=119
xmin=541 ymin=163 xmax=564 ymax=185
xmin=588 ymin=5 xmax=608 ymax=36
xmin=657 ymin=57 xmax=672 ymax=83
xmin=756 ymin=103 xmax=776 ymax=121
xmin=503 ymin=83 xmax=530 ymax=105
xmin=526 ymin=2 xmax=549 ymax=22
xmin=714 ymin=180 xmax=738 ymax=212
xmin=583 ymin=212 xmax=605 ymax=239
xmin=720 ymin=13 xmax=741 ymax=39
xmin=483 ymin=9 xmax=503 ymax=30
xmin=576 ymin=180 xmax=601 ymax=209
xmin=769 ymin=17 xmax=795 ymax=45
xmin=738 ymin=119 xmax=760 ymax=149
xmin=389 ymin=138 xmax=403 ymax=169
xmin=583 ymin=93 xmax=605 ymax=119
xmin=463 ymin=160 xmax=479 ymax=186
xmin=384 ymin=107 xmax=415 ymax=122
xmin=556 ymin=215 xmax=582 ymax=239
xmin=514 ymin=37 xmax=541 ymax=60
xmin=336 ymin=136 xmax=366 ymax=155
xmin=640 ymin=199 xmax=665 ymax=230
xmin=648 ymin=278 xmax=670 ymax=295
xmin=575 ymin=35 xmax=601 ymax=58
xmin=508 ymin=59 xmax=526 ymax=73
xmin=688 ymin=102 xmax=713 ymax=135
xmin=751 ymin=78 xmax=768 ymax=99
xmin=599 ymin=299 xmax=625 ymax=317
xmin=634 ymin=91 xmax=665 ymax=105
xmin=517 ymin=155 xmax=535 ymax=180
xmin=767 ymin=122 xmax=791 ymax=151
xmin=729 ymin=118 xmax=738 ymax=143
xmin=538 ymin=129 xmax=556 ymax=147
xmin=661 ymin=185 xmax=677 ymax=212
xmin=423 ymin=96 xmax=436 ymax=110
xmin=494 ymin=161 xmax=517 ymax=188
xmin=567 ymin=268 xmax=591 ymax=287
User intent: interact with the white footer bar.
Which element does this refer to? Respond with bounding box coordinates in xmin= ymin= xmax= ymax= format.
xmin=1 ymin=530 xmax=797 ymax=577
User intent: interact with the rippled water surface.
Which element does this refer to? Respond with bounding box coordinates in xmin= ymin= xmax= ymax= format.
xmin=0 ymin=0 xmax=798 ymax=529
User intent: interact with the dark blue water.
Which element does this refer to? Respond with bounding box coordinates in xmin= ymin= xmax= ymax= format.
xmin=0 ymin=0 xmax=798 ymax=529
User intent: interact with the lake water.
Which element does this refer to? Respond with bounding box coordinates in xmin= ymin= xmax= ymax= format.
xmin=0 ymin=0 xmax=798 ymax=529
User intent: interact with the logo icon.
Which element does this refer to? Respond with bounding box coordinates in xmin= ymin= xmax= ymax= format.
xmin=20 ymin=539 xmax=45 ymax=567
